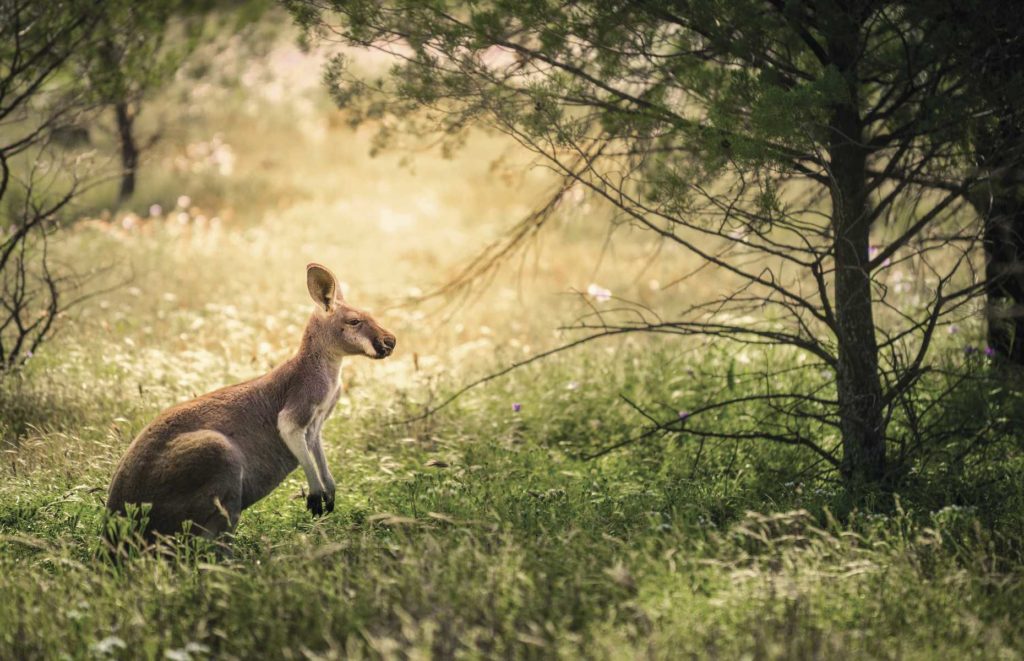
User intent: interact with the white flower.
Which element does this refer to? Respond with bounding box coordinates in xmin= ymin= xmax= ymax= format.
xmin=586 ymin=283 xmax=612 ymax=302
xmin=148 ymin=204 xmax=162 ymax=217
xmin=176 ymin=195 xmax=192 ymax=209
xmin=91 ymin=636 xmax=126 ymax=656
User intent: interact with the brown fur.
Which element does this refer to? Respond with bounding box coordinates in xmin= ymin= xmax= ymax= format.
xmin=106 ymin=263 xmax=396 ymax=540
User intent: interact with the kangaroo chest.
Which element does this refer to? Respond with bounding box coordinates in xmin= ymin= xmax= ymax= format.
xmin=241 ymin=372 xmax=342 ymax=508
xmin=310 ymin=379 xmax=342 ymax=432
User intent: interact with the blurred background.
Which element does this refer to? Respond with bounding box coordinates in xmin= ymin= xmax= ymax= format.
xmin=14 ymin=2 xmax=706 ymax=412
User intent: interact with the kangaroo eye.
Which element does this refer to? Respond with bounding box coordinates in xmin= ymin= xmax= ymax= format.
xmin=346 ymin=319 xmax=362 ymax=326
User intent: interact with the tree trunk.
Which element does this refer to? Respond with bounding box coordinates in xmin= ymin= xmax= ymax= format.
xmin=980 ymin=184 xmax=1024 ymax=365
xmin=971 ymin=122 xmax=1024 ymax=366
xmin=114 ymin=100 xmax=137 ymax=204
xmin=825 ymin=9 xmax=887 ymax=487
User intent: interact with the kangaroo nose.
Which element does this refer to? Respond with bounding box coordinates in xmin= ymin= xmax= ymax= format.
xmin=373 ymin=335 xmax=397 ymax=358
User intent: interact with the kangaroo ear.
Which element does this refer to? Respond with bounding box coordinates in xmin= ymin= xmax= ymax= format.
xmin=306 ymin=263 xmax=338 ymax=311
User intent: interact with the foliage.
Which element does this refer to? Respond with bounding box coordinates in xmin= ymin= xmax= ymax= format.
xmin=79 ymin=1 xmax=203 ymax=111
xmin=917 ymin=0 xmax=1024 ymax=364
xmin=288 ymin=0 xmax=1004 ymax=490
xmin=73 ymin=0 xmax=268 ymax=204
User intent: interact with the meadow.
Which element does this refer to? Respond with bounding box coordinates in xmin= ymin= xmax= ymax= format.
xmin=1 ymin=18 xmax=1023 ymax=660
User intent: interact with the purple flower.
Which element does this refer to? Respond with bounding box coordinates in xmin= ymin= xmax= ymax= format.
xmin=947 ymin=324 xmax=959 ymax=335
xmin=678 ymin=410 xmax=690 ymax=421
xmin=512 ymin=402 xmax=522 ymax=413
xmin=964 ymin=346 xmax=977 ymax=355
xmin=984 ymin=346 xmax=996 ymax=358
xmin=869 ymin=244 xmax=892 ymax=266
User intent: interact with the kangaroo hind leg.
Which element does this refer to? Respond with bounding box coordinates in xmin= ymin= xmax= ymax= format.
xmin=150 ymin=430 xmax=244 ymax=540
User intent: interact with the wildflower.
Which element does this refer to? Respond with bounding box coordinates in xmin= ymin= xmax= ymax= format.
xmin=512 ymin=402 xmax=522 ymax=413
xmin=984 ymin=346 xmax=996 ymax=358
xmin=566 ymin=381 xmax=580 ymax=390
xmin=148 ymin=204 xmax=162 ymax=217
xmin=586 ymin=283 xmax=612 ymax=302
xmin=678 ymin=410 xmax=690 ymax=421
xmin=964 ymin=345 xmax=976 ymax=355
xmin=947 ymin=324 xmax=959 ymax=334
xmin=868 ymin=245 xmax=880 ymax=259
xmin=90 ymin=636 xmax=126 ymax=656
xmin=567 ymin=185 xmax=585 ymax=203
xmin=176 ymin=194 xmax=191 ymax=209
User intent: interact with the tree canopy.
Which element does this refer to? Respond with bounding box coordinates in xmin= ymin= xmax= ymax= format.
xmin=291 ymin=0 xmax=1020 ymax=490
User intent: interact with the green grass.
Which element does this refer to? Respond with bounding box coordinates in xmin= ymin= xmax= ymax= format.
xmin=2 ymin=14 xmax=1024 ymax=659
xmin=2 ymin=347 xmax=1023 ymax=659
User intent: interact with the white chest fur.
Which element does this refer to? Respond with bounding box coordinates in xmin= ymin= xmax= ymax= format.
xmin=276 ymin=375 xmax=341 ymax=496
xmin=311 ymin=380 xmax=341 ymax=431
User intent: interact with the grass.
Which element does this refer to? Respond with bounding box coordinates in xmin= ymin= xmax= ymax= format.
xmin=2 ymin=14 xmax=1024 ymax=660
xmin=3 ymin=340 xmax=1022 ymax=659
xmin=2 ymin=358 xmax=1023 ymax=659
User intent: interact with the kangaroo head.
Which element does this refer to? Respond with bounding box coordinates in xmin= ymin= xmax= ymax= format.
xmin=305 ymin=263 xmax=397 ymax=360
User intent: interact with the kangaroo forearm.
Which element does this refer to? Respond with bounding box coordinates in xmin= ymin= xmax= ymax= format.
xmin=278 ymin=412 xmax=325 ymax=493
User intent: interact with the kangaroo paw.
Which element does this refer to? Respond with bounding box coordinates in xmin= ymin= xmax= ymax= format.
xmin=306 ymin=493 xmax=325 ymax=517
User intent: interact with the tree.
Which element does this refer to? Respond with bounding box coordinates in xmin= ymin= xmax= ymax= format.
xmin=291 ymin=0 xmax=993 ymax=489
xmin=76 ymin=1 xmax=208 ymax=204
xmin=0 ymin=0 xmax=106 ymax=371
xmin=922 ymin=0 xmax=1024 ymax=365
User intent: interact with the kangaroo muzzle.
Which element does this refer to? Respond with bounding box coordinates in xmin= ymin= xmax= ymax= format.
xmin=372 ymin=333 xmax=397 ymax=359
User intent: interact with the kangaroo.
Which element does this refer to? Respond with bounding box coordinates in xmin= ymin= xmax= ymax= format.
xmin=106 ymin=263 xmax=396 ymax=541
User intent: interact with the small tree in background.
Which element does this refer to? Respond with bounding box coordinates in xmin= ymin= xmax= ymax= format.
xmin=0 ymin=0 xmax=105 ymax=371
xmin=77 ymin=1 xmax=209 ymax=205
xmin=291 ymin=0 xmax=1016 ymax=490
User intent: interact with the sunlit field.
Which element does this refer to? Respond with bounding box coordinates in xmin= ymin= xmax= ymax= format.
xmin=1 ymin=11 xmax=1023 ymax=660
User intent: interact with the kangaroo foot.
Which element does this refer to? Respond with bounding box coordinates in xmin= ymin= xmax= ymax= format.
xmin=306 ymin=491 xmax=335 ymax=517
